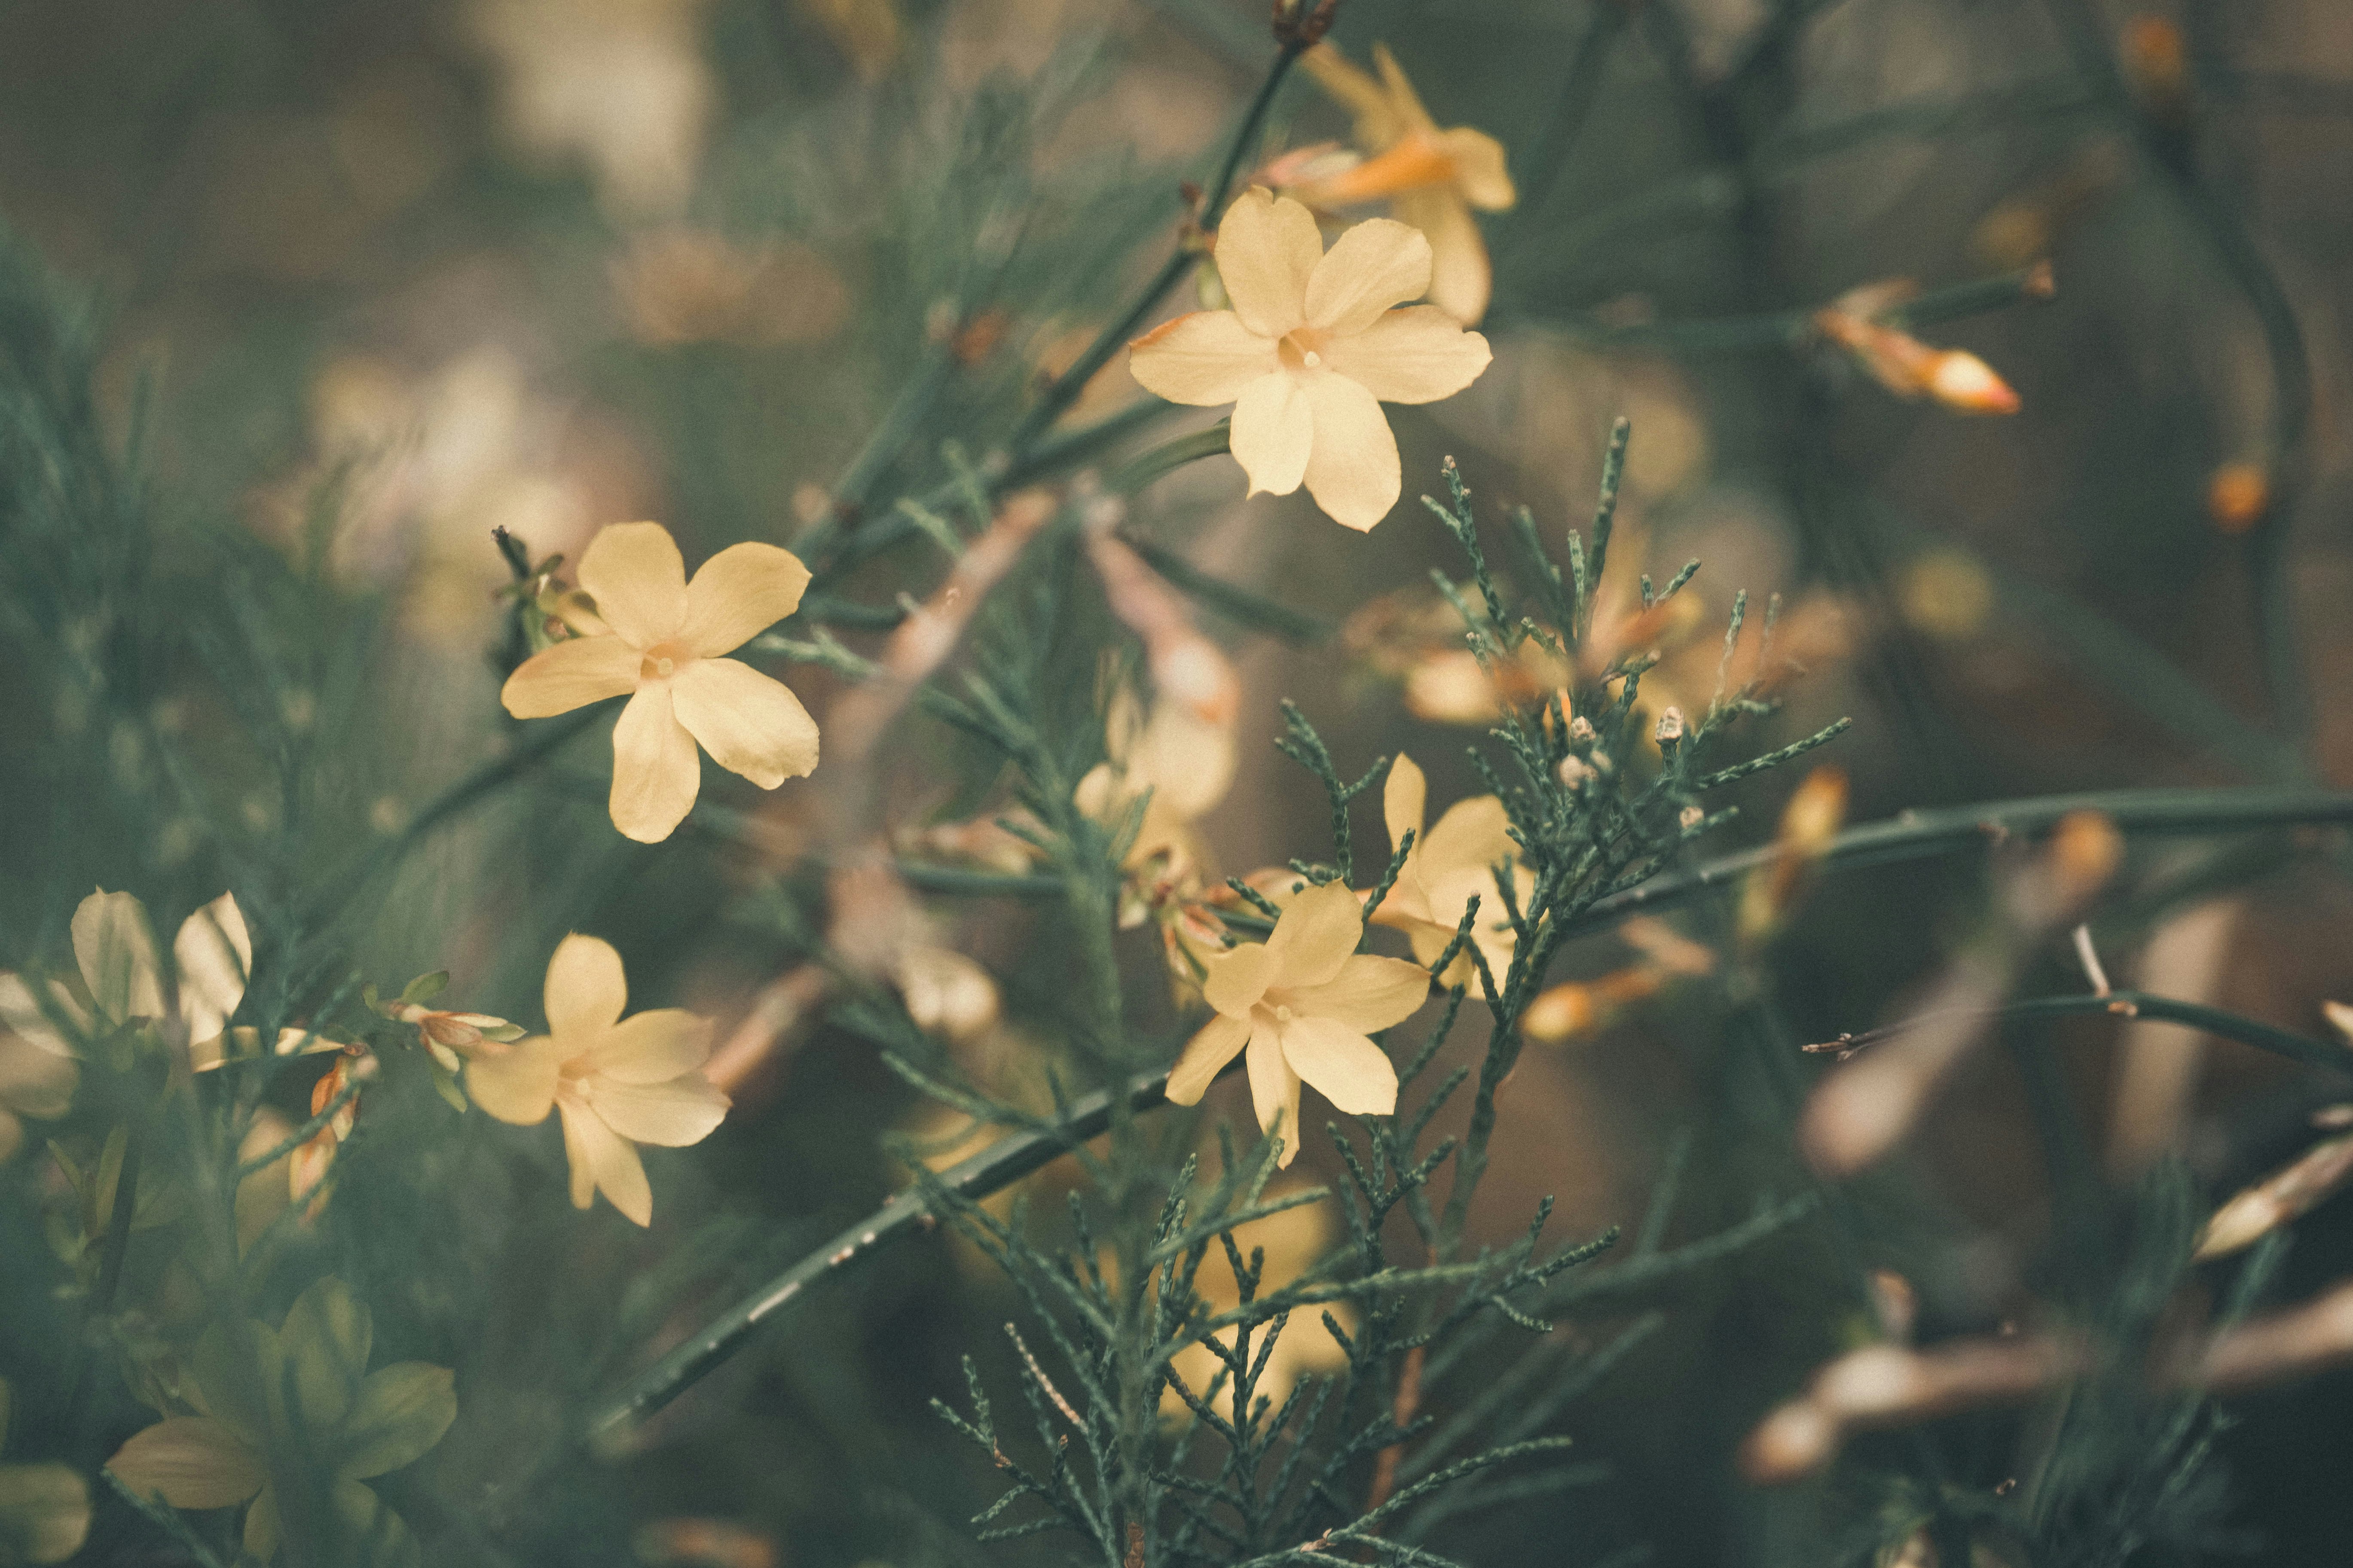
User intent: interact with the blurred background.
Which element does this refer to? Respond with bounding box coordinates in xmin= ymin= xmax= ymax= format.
xmin=5 ymin=0 xmax=2353 ymax=1562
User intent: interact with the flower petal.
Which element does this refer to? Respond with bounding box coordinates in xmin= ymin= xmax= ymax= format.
xmin=587 ymin=1008 xmax=714 ymax=1083
xmin=1278 ymin=1014 xmax=1398 ymax=1117
xmin=1421 ymin=796 xmax=1516 ymax=879
xmin=1213 ymin=187 xmax=1320 ymax=339
xmin=1434 ymin=126 xmax=1513 ymax=210
xmin=1304 ymin=219 xmax=1430 ymax=336
xmin=1371 ymin=43 xmax=1438 ymax=134
xmin=73 ymin=891 xmax=162 ymax=1025
xmin=1397 ymin=190 xmax=1487 ymax=326
xmin=1167 ymin=1012 xmax=1249 ymax=1105
xmin=1245 ymin=1026 xmax=1303 ymax=1163
xmin=565 ymin=1101 xmax=654 ymax=1224
xmin=1230 ymin=372 xmax=1311 ymax=497
xmin=669 ymin=658 xmax=820 ymax=789
xmin=609 ymin=685 xmax=703 ymax=843
xmin=1323 ymin=303 xmax=1491 ymax=403
xmin=1300 ymin=374 xmax=1402 ymax=532
xmin=1265 ymin=880 xmax=1365 ymax=990
xmin=1281 ymin=955 xmax=1430 ymax=1034
xmin=499 ymin=635 xmax=640 ymax=720
xmin=0 ymin=974 xmax=81 ymax=1057
xmin=578 ymin=522 xmax=688 ymax=649
xmin=545 ymin=934 xmax=629 ymax=1040
xmin=1203 ymin=941 xmax=1274 ymax=1016
xmin=1128 ymin=311 xmax=1282 ymax=406
xmin=585 ymin=1072 xmax=729 ymax=1147
xmin=1384 ymin=752 xmax=1426 ymax=854
xmin=679 ymin=541 xmax=811 ymax=657
xmin=173 ymin=894 xmax=251 ymax=1045
xmin=106 ymin=1418 xmax=265 ymax=1510
xmin=466 ymin=1037 xmax=562 ymax=1125
xmin=1301 ymin=42 xmax=1402 ymax=145
xmin=0 ymin=1033 xmax=76 ymax=1120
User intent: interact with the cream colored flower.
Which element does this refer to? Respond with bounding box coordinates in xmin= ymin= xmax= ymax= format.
xmin=1297 ymin=43 xmax=1516 ymax=326
xmin=1076 ymin=687 xmax=1237 ymax=894
xmin=467 ymin=934 xmax=729 ymax=1226
xmin=1369 ymin=754 xmax=1533 ymax=988
xmin=1164 ymin=880 xmax=1427 ymax=1165
xmin=1126 ymin=189 xmax=1491 ymax=533
xmin=501 ymin=522 xmax=819 ymax=844
xmin=0 ymin=891 xmax=333 ymax=1078
xmin=105 ymin=1276 xmax=454 ymax=1565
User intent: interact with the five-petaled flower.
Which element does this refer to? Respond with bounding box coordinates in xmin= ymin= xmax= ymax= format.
xmin=1126 ymin=188 xmax=1491 ymax=534
xmin=466 ymin=933 xmax=730 ymax=1226
xmin=1297 ymin=42 xmax=1515 ymax=326
xmin=1369 ymin=753 xmax=1532 ymax=988
xmin=501 ymin=521 xmax=819 ymax=843
xmin=1164 ymin=880 xmax=1427 ymax=1165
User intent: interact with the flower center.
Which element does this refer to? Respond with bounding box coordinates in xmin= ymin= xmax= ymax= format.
xmin=1277 ymin=328 xmax=1329 ymax=374
xmin=1274 ymin=1004 xmax=1294 ymax=1022
xmin=639 ymin=640 xmax=690 ymax=683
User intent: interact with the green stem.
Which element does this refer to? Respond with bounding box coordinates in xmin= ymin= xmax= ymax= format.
xmin=583 ymin=1054 xmax=1238 ymax=1442
xmin=1828 ymin=989 xmax=2353 ymax=1080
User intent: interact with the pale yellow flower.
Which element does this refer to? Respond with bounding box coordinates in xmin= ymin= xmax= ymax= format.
xmin=1297 ymin=43 xmax=1516 ymax=326
xmin=1164 ymin=881 xmax=1427 ymax=1165
xmin=1369 ymin=754 xmax=1533 ymax=989
xmin=0 ymin=891 xmax=336 ymax=1077
xmin=467 ymin=934 xmax=730 ymax=1226
xmin=1076 ymin=686 xmax=1237 ymax=893
xmin=105 ymin=1277 xmax=454 ymax=1565
xmin=501 ymin=522 xmax=819 ymax=844
xmin=1161 ymin=1187 xmax=1353 ymax=1420
xmin=1126 ymin=189 xmax=1491 ymax=533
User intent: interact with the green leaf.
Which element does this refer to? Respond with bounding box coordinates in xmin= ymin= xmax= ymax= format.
xmin=331 ymin=1478 xmax=419 ymax=1568
xmin=280 ymin=1278 xmax=372 ymax=1437
xmin=398 ymin=972 xmax=448 ymax=1007
xmin=191 ymin=1319 xmax=279 ymax=1451
xmin=102 ymin=1418 xmax=262 ymax=1510
xmin=337 ymin=1364 xmax=455 ymax=1481
xmin=430 ymin=1063 xmax=468 ymax=1114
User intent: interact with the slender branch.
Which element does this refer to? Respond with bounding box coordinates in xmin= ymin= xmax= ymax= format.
xmin=235 ymin=1069 xmax=364 ymax=1178
xmin=584 ymin=1055 xmax=1234 ymax=1440
xmin=1565 ymin=786 xmax=2353 ymax=937
xmin=300 ymin=707 xmax=602 ymax=927
xmin=1810 ymin=989 xmax=2353 ymax=1080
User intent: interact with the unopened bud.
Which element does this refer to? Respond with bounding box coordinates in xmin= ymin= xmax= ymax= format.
xmin=1557 ymin=754 xmax=1591 ymax=789
xmin=2046 ymin=810 xmax=2123 ymax=912
xmin=1926 ymin=350 xmax=2021 ymax=415
xmin=1654 ymin=707 xmax=1685 ymax=744
xmin=1678 ymin=805 xmax=1704 ymax=830
xmin=1522 ymin=982 xmax=1598 ymax=1044
xmin=2207 ymin=462 xmax=2269 ymax=536
xmin=1568 ymin=715 xmax=1595 ymax=743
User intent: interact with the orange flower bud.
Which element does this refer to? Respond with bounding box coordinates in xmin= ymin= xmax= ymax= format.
xmin=1925 ymin=350 xmax=2021 ymax=415
xmin=2207 ymin=462 xmax=2269 ymax=535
